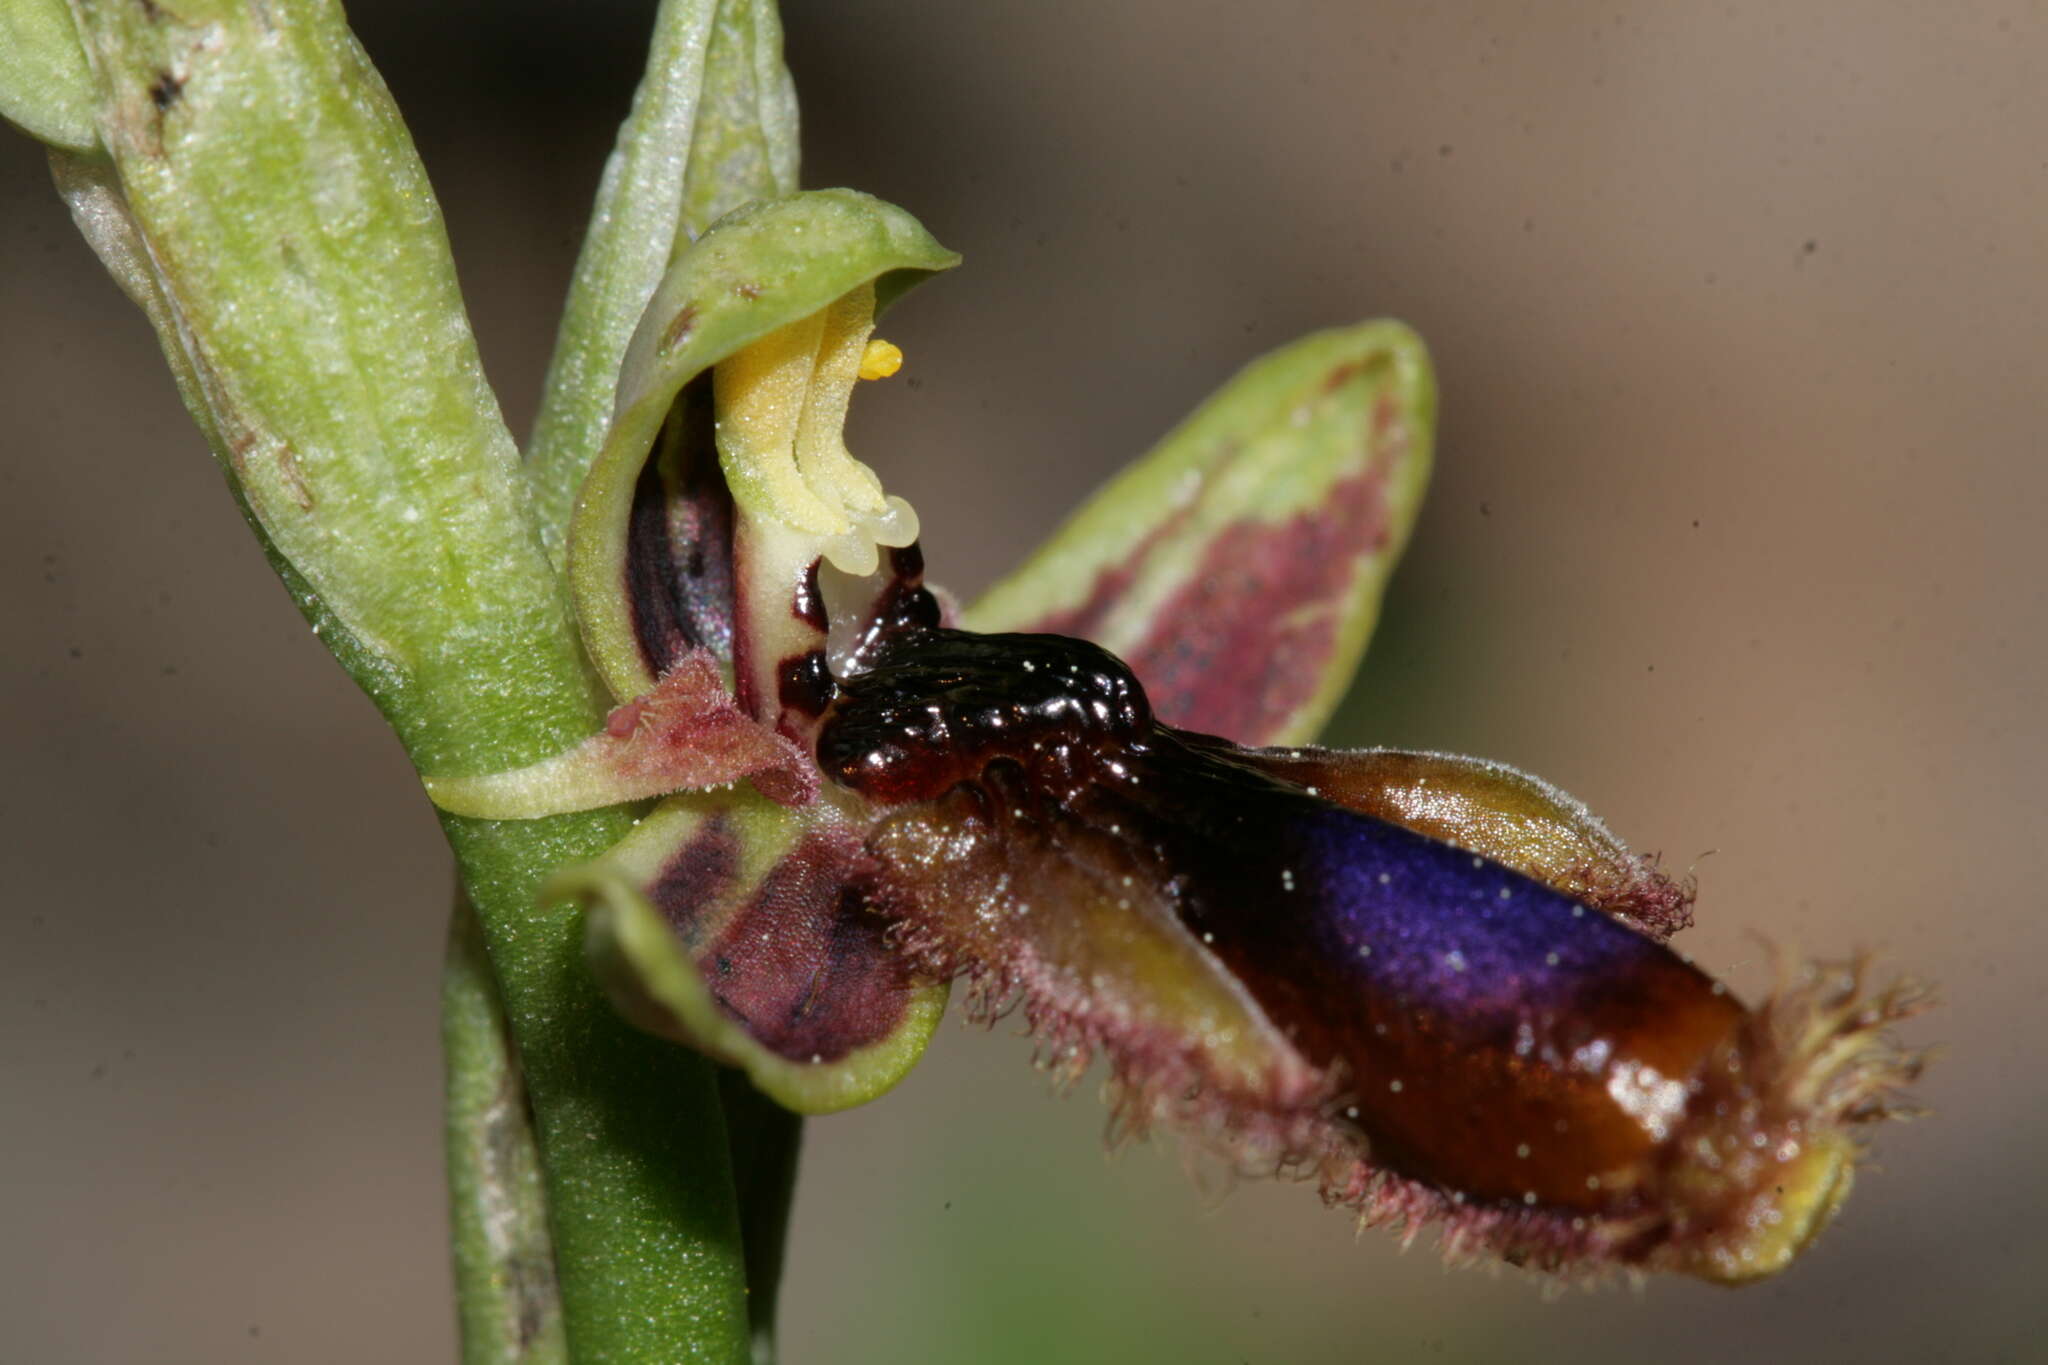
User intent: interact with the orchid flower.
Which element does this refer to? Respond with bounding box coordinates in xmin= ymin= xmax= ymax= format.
xmin=10 ymin=2 xmax=1930 ymax=1350
xmin=423 ymin=190 xmax=1928 ymax=1285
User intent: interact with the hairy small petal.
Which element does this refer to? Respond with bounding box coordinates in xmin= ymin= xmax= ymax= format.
xmin=423 ymin=651 xmax=812 ymax=818
xmin=968 ymin=322 xmax=1434 ymax=746
xmin=555 ymin=792 xmax=947 ymax=1114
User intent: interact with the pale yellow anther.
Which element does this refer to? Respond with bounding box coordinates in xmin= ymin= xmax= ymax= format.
xmin=713 ymin=282 xmax=920 ymax=575
xmin=859 ymin=339 xmax=904 ymax=381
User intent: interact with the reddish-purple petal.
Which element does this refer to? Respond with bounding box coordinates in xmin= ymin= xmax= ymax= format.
xmin=968 ymin=322 xmax=1435 ymax=746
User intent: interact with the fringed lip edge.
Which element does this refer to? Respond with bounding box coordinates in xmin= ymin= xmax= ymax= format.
xmin=905 ymin=932 xmax=1934 ymax=1285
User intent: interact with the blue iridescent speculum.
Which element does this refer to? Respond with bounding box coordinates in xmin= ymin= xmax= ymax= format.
xmin=425 ymin=189 xmax=1929 ymax=1284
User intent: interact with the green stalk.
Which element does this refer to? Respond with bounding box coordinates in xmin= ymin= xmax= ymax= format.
xmin=46 ymin=1 xmax=758 ymax=1357
xmin=444 ymin=896 xmax=567 ymax=1365
xmin=516 ymin=5 xmax=806 ymax=1358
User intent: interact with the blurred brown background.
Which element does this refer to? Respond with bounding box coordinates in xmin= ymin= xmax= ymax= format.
xmin=5 ymin=3 xmax=2042 ymax=1361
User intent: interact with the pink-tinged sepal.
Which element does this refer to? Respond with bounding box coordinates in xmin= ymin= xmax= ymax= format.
xmin=968 ymin=322 xmax=1435 ymax=746
xmin=1210 ymin=743 xmax=1693 ymax=940
xmin=550 ymin=791 xmax=947 ymax=1114
xmin=423 ymin=650 xmax=812 ymax=818
xmin=819 ymin=625 xmax=1928 ymax=1279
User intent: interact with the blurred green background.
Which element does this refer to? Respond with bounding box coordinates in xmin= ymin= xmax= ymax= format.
xmin=5 ymin=3 xmax=2041 ymax=1361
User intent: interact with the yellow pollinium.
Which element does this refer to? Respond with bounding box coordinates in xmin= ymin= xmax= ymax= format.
xmin=713 ymin=281 xmax=918 ymax=576
xmin=859 ymin=339 xmax=904 ymax=380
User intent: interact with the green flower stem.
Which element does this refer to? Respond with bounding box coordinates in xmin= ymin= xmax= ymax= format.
xmin=515 ymin=6 xmax=808 ymax=1350
xmin=444 ymin=896 xmax=567 ymax=1365
xmin=50 ymin=1 xmax=751 ymax=1358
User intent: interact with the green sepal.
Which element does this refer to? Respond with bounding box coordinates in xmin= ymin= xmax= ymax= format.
xmin=0 ymin=0 xmax=96 ymax=151
xmin=525 ymin=0 xmax=801 ymax=566
xmin=677 ymin=0 xmax=799 ymax=246
xmin=968 ymin=320 xmax=1436 ymax=747
xmin=570 ymin=189 xmax=959 ymax=702
xmin=554 ymin=792 xmax=949 ymax=1115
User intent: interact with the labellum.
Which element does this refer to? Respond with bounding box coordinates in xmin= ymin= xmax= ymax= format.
xmin=425 ymin=189 xmax=1928 ymax=1283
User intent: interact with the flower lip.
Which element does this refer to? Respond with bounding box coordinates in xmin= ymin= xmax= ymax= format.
xmin=818 ymin=620 xmax=1926 ymax=1277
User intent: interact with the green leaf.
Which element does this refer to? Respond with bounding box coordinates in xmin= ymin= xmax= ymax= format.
xmin=571 ymin=189 xmax=958 ymax=702
xmin=526 ymin=0 xmax=799 ymax=566
xmin=968 ymin=320 xmax=1436 ymax=747
xmin=0 ymin=0 xmax=96 ymax=151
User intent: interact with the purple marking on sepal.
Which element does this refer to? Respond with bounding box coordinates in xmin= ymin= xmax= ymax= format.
xmin=645 ymin=814 xmax=926 ymax=1066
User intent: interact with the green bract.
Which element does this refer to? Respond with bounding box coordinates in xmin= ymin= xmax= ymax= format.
xmin=0 ymin=0 xmax=96 ymax=151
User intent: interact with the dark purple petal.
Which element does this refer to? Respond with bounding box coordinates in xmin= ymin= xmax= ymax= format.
xmin=625 ymin=376 xmax=736 ymax=677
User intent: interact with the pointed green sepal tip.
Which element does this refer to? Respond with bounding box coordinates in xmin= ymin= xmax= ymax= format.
xmin=968 ymin=320 xmax=1435 ymax=747
xmin=552 ymin=793 xmax=948 ymax=1115
xmin=0 ymin=0 xmax=97 ymax=152
xmin=572 ymin=190 xmax=959 ymax=703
